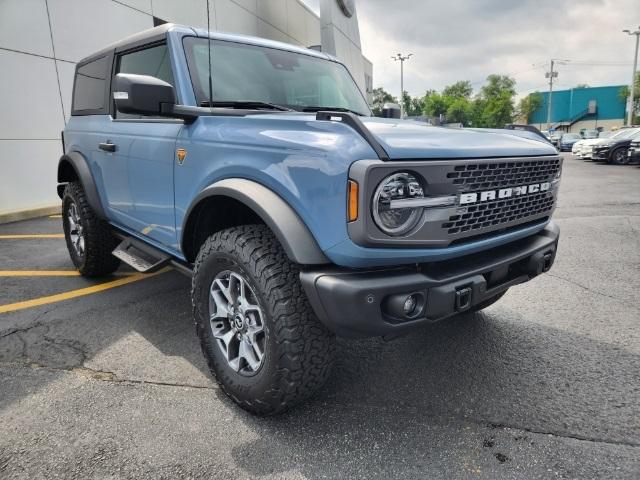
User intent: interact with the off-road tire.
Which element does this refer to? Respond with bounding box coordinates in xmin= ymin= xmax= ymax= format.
xmin=62 ymin=181 xmax=120 ymax=276
xmin=192 ymin=225 xmax=335 ymax=415
xmin=471 ymin=290 xmax=507 ymax=313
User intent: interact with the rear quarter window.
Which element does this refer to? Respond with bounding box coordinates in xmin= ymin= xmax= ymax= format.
xmin=72 ymin=55 xmax=110 ymax=115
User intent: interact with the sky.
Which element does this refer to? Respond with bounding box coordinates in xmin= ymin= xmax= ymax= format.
xmin=302 ymin=0 xmax=639 ymax=99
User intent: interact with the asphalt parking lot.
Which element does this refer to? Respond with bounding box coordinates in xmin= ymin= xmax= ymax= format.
xmin=0 ymin=153 xmax=639 ymax=479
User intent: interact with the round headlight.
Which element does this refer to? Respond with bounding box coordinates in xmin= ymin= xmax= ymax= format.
xmin=372 ymin=172 xmax=425 ymax=236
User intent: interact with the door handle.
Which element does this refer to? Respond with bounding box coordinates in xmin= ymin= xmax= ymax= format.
xmin=99 ymin=142 xmax=117 ymax=152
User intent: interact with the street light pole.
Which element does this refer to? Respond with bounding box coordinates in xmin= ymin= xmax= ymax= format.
xmin=623 ymin=27 xmax=640 ymax=126
xmin=392 ymin=53 xmax=412 ymax=118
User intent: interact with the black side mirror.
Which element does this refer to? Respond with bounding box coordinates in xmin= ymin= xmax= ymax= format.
xmin=113 ymin=73 xmax=176 ymax=116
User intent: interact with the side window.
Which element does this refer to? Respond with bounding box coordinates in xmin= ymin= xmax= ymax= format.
xmin=72 ymin=55 xmax=109 ymax=114
xmin=114 ymin=43 xmax=174 ymax=118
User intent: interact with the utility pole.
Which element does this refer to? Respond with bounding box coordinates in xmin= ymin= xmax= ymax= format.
xmin=392 ymin=53 xmax=412 ymax=118
xmin=623 ymin=27 xmax=640 ymax=125
xmin=545 ymin=59 xmax=569 ymax=130
xmin=545 ymin=60 xmax=558 ymax=130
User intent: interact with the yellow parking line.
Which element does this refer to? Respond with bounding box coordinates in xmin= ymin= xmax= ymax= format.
xmin=0 ymin=271 xmax=136 ymax=277
xmin=0 ymin=267 xmax=170 ymax=314
xmin=0 ymin=234 xmax=65 ymax=239
xmin=49 ymin=214 xmax=62 ymax=218
xmin=0 ymin=270 xmax=81 ymax=277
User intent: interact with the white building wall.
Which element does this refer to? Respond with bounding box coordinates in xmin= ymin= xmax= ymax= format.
xmin=0 ymin=0 xmax=369 ymax=218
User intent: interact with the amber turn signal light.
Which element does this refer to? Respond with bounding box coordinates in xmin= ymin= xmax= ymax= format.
xmin=348 ymin=180 xmax=359 ymax=222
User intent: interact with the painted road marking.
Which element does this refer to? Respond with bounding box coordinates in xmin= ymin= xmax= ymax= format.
xmin=0 ymin=271 xmax=136 ymax=277
xmin=48 ymin=214 xmax=62 ymax=218
xmin=0 ymin=267 xmax=170 ymax=314
xmin=0 ymin=234 xmax=65 ymax=239
xmin=0 ymin=270 xmax=81 ymax=277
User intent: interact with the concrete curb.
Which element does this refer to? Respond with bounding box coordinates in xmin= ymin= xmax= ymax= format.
xmin=0 ymin=205 xmax=61 ymax=225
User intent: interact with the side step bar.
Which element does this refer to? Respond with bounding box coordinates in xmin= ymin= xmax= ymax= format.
xmin=112 ymin=237 xmax=171 ymax=273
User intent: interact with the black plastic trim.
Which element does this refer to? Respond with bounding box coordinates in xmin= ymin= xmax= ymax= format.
xmin=300 ymin=222 xmax=560 ymax=338
xmin=315 ymin=111 xmax=390 ymax=161
xmin=182 ymin=178 xmax=329 ymax=265
xmin=56 ymin=152 xmax=106 ymax=219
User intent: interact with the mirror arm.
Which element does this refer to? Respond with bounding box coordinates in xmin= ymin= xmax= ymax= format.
xmin=160 ymin=104 xmax=199 ymax=124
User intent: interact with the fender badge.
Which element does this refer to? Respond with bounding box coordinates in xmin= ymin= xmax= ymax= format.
xmin=176 ymin=148 xmax=187 ymax=165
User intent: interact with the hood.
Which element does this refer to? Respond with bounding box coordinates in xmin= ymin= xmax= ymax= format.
xmin=359 ymin=118 xmax=557 ymax=159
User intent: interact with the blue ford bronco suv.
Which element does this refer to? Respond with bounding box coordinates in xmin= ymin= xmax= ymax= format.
xmin=58 ymin=24 xmax=561 ymax=414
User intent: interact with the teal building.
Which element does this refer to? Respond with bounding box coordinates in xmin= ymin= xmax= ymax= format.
xmin=529 ymin=85 xmax=626 ymax=132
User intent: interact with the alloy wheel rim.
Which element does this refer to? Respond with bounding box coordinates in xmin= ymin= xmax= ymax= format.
xmin=67 ymin=202 xmax=85 ymax=258
xmin=209 ymin=270 xmax=265 ymax=376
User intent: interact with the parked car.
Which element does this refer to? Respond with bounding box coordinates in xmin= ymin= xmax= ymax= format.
xmin=627 ymin=137 xmax=640 ymax=164
xmin=549 ymin=131 xmax=563 ymax=148
xmin=559 ymin=133 xmax=582 ymax=151
xmin=592 ymin=128 xmax=640 ymax=164
xmin=580 ymin=131 xmax=622 ymax=159
xmin=580 ymin=129 xmax=600 ymax=139
xmin=58 ymin=24 xmax=562 ymax=414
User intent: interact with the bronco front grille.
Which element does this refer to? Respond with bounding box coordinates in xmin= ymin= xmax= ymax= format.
xmin=443 ymin=191 xmax=555 ymax=235
xmin=446 ymin=158 xmax=561 ymax=190
xmin=347 ymin=155 xmax=562 ymax=249
xmin=441 ymin=157 xmax=560 ymax=239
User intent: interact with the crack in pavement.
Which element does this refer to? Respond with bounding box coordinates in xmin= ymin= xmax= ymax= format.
xmin=0 ymin=359 xmax=216 ymax=391
xmin=547 ymin=273 xmax=640 ymax=311
xmin=322 ymin=400 xmax=640 ymax=449
xmin=1 ymin=362 xmax=638 ymax=449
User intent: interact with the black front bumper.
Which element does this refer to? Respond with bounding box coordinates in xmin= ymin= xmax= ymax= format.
xmin=591 ymin=148 xmax=610 ymax=161
xmin=301 ymin=222 xmax=559 ymax=338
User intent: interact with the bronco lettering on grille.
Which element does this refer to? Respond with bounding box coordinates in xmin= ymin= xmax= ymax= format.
xmin=459 ymin=182 xmax=551 ymax=205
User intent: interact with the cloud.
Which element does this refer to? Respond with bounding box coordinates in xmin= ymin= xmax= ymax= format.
xmin=356 ymin=0 xmax=639 ymax=98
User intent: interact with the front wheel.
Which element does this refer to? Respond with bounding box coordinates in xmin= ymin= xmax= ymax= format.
xmin=192 ymin=225 xmax=335 ymax=415
xmin=609 ymin=147 xmax=628 ymax=165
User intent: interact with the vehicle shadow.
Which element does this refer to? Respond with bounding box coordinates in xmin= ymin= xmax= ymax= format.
xmin=1 ymin=274 xmax=639 ymax=478
xmin=226 ymin=310 xmax=640 ymax=478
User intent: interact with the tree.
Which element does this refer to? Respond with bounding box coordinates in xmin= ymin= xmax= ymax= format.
xmin=446 ymin=97 xmax=473 ymax=124
xmin=371 ymin=87 xmax=397 ymax=116
xmin=516 ymin=92 xmax=543 ymax=123
xmin=442 ymin=80 xmax=473 ymax=99
xmin=619 ymin=72 xmax=640 ymax=124
xmin=475 ymin=74 xmax=517 ymax=127
xmin=400 ymin=91 xmax=423 ymax=117
xmin=422 ymin=91 xmax=448 ymax=118
xmin=481 ymin=74 xmax=516 ymax=100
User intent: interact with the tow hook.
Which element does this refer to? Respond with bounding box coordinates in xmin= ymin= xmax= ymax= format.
xmin=454 ymin=286 xmax=472 ymax=312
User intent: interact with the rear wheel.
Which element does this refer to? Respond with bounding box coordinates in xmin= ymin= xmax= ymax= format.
xmin=192 ymin=225 xmax=335 ymax=415
xmin=62 ymin=182 xmax=120 ymax=276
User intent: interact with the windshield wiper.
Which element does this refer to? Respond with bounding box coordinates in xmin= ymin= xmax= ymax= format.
xmin=301 ymin=106 xmax=366 ymax=116
xmin=200 ymin=100 xmax=294 ymax=111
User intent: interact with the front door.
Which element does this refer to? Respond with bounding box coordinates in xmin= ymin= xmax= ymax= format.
xmin=106 ymin=42 xmax=181 ymax=247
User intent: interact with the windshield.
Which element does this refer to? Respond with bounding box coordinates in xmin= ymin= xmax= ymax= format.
xmin=183 ymin=37 xmax=371 ymax=116
xmin=610 ymin=129 xmax=637 ymax=139
xmin=563 ymin=134 xmax=581 ymax=140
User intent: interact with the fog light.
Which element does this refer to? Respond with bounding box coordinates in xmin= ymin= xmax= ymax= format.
xmin=404 ymin=295 xmax=417 ymax=316
xmin=383 ymin=291 xmax=426 ymax=322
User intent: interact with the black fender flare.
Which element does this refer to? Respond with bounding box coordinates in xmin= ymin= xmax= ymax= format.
xmin=183 ymin=179 xmax=329 ymax=265
xmin=57 ymin=151 xmax=106 ymax=219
